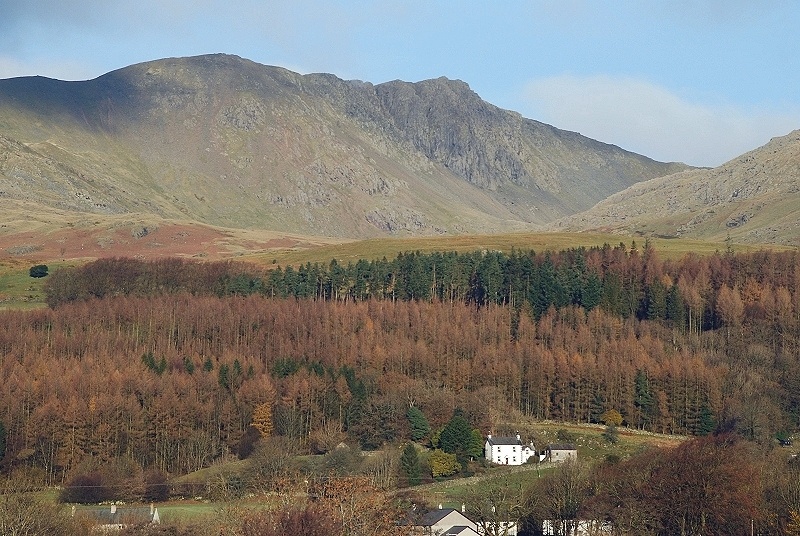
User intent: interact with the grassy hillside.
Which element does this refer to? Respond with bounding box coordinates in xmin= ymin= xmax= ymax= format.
xmin=249 ymin=231 xmax=776 ymax=269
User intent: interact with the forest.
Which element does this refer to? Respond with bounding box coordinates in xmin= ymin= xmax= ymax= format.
xmin=0 ymin=244 xmax=797 ymax=481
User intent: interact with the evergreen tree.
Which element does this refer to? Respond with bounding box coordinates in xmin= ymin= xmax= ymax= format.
xmin=580 ymin=272 xmax=603 ymax=311
xmin=666 ymin=284 xmax=686 ymax=328
xmin=440 ymin=411 xmax=473 ymax=466
xmin=468 ymin=429 xmax=484 ymax=459
xmin=602 ymin=423 xmax=619 ymax=444
xmin=29 ymin=264 xmax=49 ymax=278
xmin=406 ymin=406 xmax=431 ymax=442
xmin=697 ymin=404 xmax=716 ymax=436
xmin=643 ymin=280 xmax=667 ymax=320
xmin=400 ymin=443 xmax=421 ymax=485
xmin=218 ymin=364 xmax=230 ymax=390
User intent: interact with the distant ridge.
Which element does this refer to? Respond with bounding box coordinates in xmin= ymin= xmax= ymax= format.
xmin=552 ymin=130 xmax=800 ymax=246
xmin=0 ymin=54 xmax=687 ymax=242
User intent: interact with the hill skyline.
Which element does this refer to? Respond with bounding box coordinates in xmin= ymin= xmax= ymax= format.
xmin=552 ymin=129 xmax=800 ymax=246
xmin=0 ymin=54 xmax=689 ymax=255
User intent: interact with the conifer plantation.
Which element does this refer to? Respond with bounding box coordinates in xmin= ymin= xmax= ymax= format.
xmin=0 ymin=244 xmax=798 ymax=486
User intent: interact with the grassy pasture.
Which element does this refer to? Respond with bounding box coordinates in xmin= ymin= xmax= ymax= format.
xmin=417 ymin=422 xmax=686 ymax=508
xmin=0 ymin=259 xmax=78 ymax=310
xmin=245 ymin=231 xmax=766 ymax=269
xmin=0 ymin=259 xmax=49 ymax=310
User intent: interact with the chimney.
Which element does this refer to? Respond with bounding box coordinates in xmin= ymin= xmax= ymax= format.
xmin=462 ymin=503 xmax=465 ymax=513
xmin=487 ymin=433 xmax=492 ymax=440
xmin=438 ymin=503 xmax=443 ymax=510
xmin=516 ymin=432 xmax=521 ymax=441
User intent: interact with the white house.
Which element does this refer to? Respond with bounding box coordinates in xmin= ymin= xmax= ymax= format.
xmin=485 ymin=433 xmax=535 ymax=465
xmin=417 ymin=506 xmax=519 ymax=536
xmin=419 ymin=508 xmax=478 ymax=535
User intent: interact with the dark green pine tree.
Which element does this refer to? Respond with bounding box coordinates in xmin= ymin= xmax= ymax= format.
xmin=439 ymin=411 xmax=473 ymax=466
xmin=218 ymin=364 xmax=230 ymax=390
xmin=400 ymin=443 xmax=421 ymax=486
xmin=666 ymin=284 xmax=686 ymax=329
xmin=468 ymin=429 xmax=484 ymax=459
xmin=643 ymin=280 xmax=667 ymax=320
xmin=406 ymin=406 xmax=431 ymax=442
xmin=697 ymin=403 xmax=716 ymax=436
xmin=589 ymin=391 xmax=607 ymax=424
xmin=580 ymin=271 xmax=603 ymax=311
xmin=477 ymin=252 xmax=504 ymax=306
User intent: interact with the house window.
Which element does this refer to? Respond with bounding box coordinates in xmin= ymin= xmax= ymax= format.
xmin=512 ymin=447 xmax=516 ymax=452
xmin=512 ymin=457 xmax=516 ymax=462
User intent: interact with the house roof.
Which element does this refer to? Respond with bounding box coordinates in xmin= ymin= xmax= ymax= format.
xmin=442 ymin=526 xmax=480 ymax=535
xmin=486 ymin=436 xmax=522 ymax=446
xmin=548 ymin=443 xmax=577 ymax=451
xmin=419 ymin=508 xmax=472 ymax=526
xmin=420 ymin=508 xmax=456 ymax=526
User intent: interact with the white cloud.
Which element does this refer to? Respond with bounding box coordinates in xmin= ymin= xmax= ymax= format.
xmin=522 ymin=74 xmax=800 ymax=167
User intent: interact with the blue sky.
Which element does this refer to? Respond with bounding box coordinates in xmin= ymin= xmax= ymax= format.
xmin=1 ymin=0 xmax=799 ymax=166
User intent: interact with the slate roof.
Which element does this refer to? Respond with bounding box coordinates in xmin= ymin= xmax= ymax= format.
xmin=420 ymin=508 xmax=459 ymax=526
xmin=548 ymin=443 xmax=577 ymax=450
xmin=486 ymin=436 xmax=522 ymax=446
xmin=442 ymin=526 xmax=479 ymax=535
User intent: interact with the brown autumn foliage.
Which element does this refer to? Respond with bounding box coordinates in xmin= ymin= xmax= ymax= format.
xmin=0 ymin=248 xmax=797 ymax=489
xmin=582 ymin=434 xmax=765 ymax=535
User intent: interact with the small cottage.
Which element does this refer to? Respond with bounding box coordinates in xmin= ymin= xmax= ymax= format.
xmin=485 ymin=433 xmax=536 ymax=465
xmin=419 ymin=508 xmax=478 ymax=535
xmin=545 ymin=444 xmax=578 ymax=463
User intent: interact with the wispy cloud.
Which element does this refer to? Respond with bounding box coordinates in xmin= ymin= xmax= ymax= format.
xmin=522 ymin=75 xmax=800 ymax=167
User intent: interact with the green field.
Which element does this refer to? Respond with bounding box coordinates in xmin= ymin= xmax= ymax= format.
xmin=416 ymin=421 xmax=686 ymax=508
xmin=0 ymin=260 xmax=78 ymax=310
xmin=248 ymin=231 xmax=759 ymax=268
xmin=0 ymin=261 xmax=49 ymax=310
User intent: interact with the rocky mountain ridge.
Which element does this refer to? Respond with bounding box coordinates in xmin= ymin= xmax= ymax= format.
xmin=0 ymin=54 xmax=687 ymax=241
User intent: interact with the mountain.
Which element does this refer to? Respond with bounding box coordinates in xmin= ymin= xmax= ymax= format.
xmin=550 ymin=130 xmax=800 ymax=246
xmin=0 ymin=54 xmax=687 ymax=251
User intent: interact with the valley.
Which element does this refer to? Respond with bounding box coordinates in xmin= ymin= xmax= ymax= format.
xmin=1 ymin=54 xmax=799 ymax=535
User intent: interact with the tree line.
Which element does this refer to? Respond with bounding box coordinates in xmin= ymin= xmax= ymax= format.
xmin=44 ymin=244 xmax=800 ymax=330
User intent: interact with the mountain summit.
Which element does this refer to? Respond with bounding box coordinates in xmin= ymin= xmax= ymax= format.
xmin=0 ymin=54 xmax=687 ymax=240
